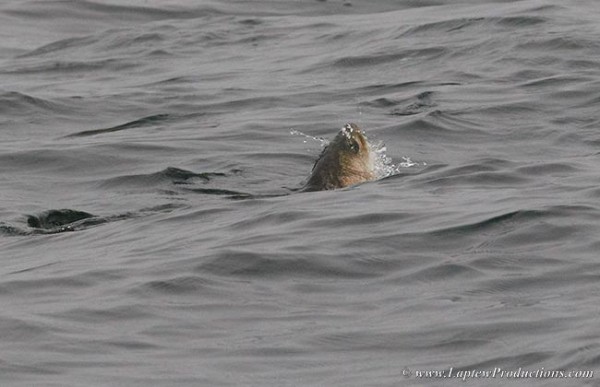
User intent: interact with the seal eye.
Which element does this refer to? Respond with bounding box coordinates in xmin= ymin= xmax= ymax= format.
xmin=349 ymin=140 xmax=360 ymax=153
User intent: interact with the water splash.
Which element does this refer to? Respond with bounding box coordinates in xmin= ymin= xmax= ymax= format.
xmin=290 ymin=129 xmax=328 ymax=147
xmin=369 ymin=139 xmax=422 ymax=179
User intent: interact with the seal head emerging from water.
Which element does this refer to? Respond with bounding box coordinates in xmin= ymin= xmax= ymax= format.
xmin=303 ymin=123 xmax=375 ymax=191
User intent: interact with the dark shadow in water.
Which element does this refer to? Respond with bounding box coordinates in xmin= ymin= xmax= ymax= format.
xmin=0 ymin=209 xmax=101 ymax=236
xmin=166 ymin=167 xmax=226 ymax=183
xmin=0 ymin=165 xmax=295 ymax=236
xmin=183 ymin=187 xmax=255 ymax=199
xmin=389 ymin=91 xmax=436 ymax=116
xmin=26 ymin=209 xmax=94 ymax=229
xmin=182 ymin=186 xmax=292 ymax=200
xmin=99 ymin=167 xmax=227 ymax=189
xmin=1 ymin=205 xmax=184 ymax=237
xmin=0 ymin=223 xmax=31 ymax=236
xmin=155 ymin=167 xmax=294 ymax=199
xmin=63 ymin=113 xmax=170 ymax=138
xmin=23 ymin=209 xmax=115 ymax=234
xmin=428 ymin=210 xmax=544 ymax=237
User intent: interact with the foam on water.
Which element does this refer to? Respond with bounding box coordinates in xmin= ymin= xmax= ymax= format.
xmin=368 ymin=139 xmax=420 ymax=179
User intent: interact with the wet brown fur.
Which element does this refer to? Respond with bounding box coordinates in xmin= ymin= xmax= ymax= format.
xmin=303 ymin=123 xmax=375 ymax=191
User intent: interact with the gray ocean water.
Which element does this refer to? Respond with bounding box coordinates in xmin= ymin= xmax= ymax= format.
xmin=1 ymin=0 xmax=600 ymax=386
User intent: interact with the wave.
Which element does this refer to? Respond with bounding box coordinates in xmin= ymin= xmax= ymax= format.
xmin=198 ymin=249 xmax=374 ymax=279
xmin=1 ymin=204 xmax=184 ymax=236
xmin=64 ymin=114 xmax=171 ymax=138
xmin=0 ymin=91 xmax=68 ymax=115
xmin=398 ymin=15 xmax=547 ymax=37
xmin=332 ymin=47 xmax=448 ymax=68
xmin=4 ymin=0 xmax=223 ymax=22
xmin=98 ymin=167 xmax=226 ymax=189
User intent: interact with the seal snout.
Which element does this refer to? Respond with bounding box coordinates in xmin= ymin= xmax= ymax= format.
xmin=341 ymin=123 xmax=360 ymax=139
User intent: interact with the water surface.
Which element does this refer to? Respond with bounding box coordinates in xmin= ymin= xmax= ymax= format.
xmin=1 ymin=0 xmax=600 ymax=386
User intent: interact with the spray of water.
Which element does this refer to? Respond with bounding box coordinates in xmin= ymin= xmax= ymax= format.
xmin=289 ymin=129 xmax=328 ymax=146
